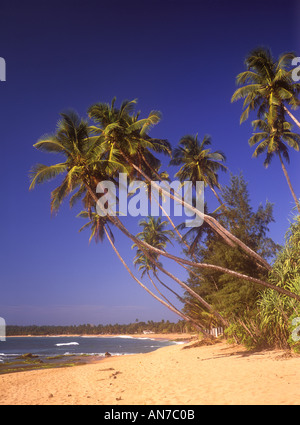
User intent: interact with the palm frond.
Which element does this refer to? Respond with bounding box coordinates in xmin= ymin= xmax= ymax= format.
xmin=29 ymin=163 xmax=67 ymax=190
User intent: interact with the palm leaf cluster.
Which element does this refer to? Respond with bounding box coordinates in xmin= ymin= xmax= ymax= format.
xmin=133 ymin=217 xmax=174 ymax=276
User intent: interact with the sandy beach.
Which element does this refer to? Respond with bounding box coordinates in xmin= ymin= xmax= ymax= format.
xmin=1 ymin=339 xmax=300 ymax=405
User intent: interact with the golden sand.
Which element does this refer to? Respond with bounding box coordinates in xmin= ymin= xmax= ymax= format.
xmin=0 ymin=340 xmax=299 ymax=405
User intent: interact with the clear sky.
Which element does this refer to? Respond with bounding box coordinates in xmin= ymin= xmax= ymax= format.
xmin=0 ymin=0 xmax=299 ymax=326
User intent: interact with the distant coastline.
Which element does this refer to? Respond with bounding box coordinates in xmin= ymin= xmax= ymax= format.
xmin=5 ymin=333 xmax=195 ymax=342
xmin=5 ymin=321 xmax=195 ymax=339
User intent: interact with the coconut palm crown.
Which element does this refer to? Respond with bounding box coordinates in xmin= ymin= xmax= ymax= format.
xmin=231 ymin=47 xmax=300 ymax=127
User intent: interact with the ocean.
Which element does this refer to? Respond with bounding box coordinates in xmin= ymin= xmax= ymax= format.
xmin=0 ymin=336 xmax=181 ymax=362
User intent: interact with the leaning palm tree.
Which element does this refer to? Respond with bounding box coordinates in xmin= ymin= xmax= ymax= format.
xmin=170 ymin=134 xmax=227 ymax=209
xmin=249 ymin=117 xmax=300 ymax=213
xmin=231 ymin=47 xmax=300 ymax=129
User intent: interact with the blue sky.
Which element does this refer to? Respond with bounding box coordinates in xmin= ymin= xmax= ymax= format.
xmin=0 ymin=0 xmax=299 ymax=326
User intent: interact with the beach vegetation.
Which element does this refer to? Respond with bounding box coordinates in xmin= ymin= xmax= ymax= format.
xmin=29 ymin=46 xmax=300 ymax=348
xmin=182 ymin=173 xmax=280 ymax=339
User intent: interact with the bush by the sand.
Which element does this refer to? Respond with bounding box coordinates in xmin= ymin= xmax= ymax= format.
xmin=228 ymin=216 xmax=300 ymax=350
xmin=258 ymin=216 xmax=300 ymax=350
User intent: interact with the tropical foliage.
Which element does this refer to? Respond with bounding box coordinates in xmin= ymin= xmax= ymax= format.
xmin=257 ymin=216 xmax=300 ymax=349
xmin=29 ymin=46 xmax=300 ymax=348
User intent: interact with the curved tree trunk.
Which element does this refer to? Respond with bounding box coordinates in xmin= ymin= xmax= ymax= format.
xmin=208 ymin=182 xmax=226 ymax=212
xmin=284 ymin=105 xmax=300 ymax=130
xmin=146 ymin=271 xmax=195 ymax=324
xmin=154 ymin=273 xmax=195 ymax=310
xmin=147 ymin=271 xmax=176 ymax=308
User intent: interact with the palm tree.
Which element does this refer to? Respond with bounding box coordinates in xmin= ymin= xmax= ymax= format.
xmin=77 ymin=210 xmax=113 ymax=243
xmin=248 ymin=118 xmax=300 ymax=213
xmin=29 ymin=110 xmax=126 ymax=214
xmin=231 ymin=47 xmax=300 ymax=129
xmin=29 ymin=111 xmax=90 ymax=211
xmin=170 ymin=134 xmax=227 ymax=209
xmin=27 ymin=107 xmax=223 ymax=330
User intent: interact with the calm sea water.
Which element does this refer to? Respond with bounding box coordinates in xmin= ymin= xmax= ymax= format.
xmin=0 ymin=336 xmax=180 ymax=362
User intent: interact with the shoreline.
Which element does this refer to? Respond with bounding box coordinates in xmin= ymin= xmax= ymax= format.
xmin=0 ymin=333 xmax=195 ymax=375
xmin=5 ymin=333 xmax=195 ymax=341
xmin=1 ymin=340 xmax=300 ymax=405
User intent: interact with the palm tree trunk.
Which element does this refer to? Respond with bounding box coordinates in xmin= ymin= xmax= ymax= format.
xmin=154 ymin=273 xmax=195 ymax=309
xmin=284 ymin=106 xmax=300 ymax=130
xmin=147 ymin=272 xmax=205 ymax=331
xmin=151 ymin=193 xmax=207 ymax=280
xmin=208 ymin=182 xmax=226 ymax=211
xmin=146 ymin=271 xmax=184 ymax=315
xmin=278 ymin=152 xmax=300 ymax=214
